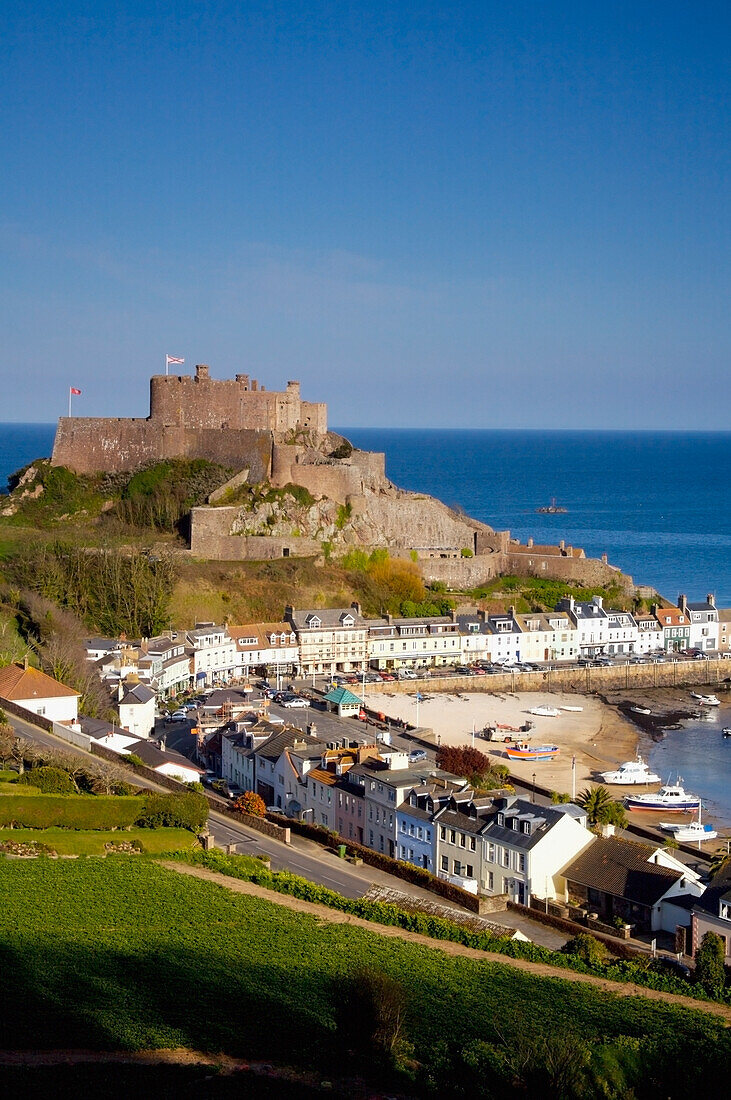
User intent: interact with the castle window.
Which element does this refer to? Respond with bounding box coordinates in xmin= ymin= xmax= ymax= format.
xmin=282 ymin=548 xmax=290 ymax=557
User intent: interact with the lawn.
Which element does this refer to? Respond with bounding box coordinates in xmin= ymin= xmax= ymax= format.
xmin=0 ymin=859 xmax=727 ymax=1096
xmin=0 ymin=827 xmax=199 ymax=855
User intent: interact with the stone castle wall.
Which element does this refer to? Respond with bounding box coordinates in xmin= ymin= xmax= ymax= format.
xmin=420 ymin=549 xmax=633 ymax=593
xmin=271 ymin=444 xmax=387 ymax=503
xmin=51 ymin=367 xmax=327 ymax=474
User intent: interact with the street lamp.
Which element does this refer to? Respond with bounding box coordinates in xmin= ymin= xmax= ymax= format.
xmin=532 ymin=772 xmax=536 ymax=803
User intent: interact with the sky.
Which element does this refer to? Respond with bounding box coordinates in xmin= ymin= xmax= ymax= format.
xmin=1 ymin=1 xmax=729 ymax=428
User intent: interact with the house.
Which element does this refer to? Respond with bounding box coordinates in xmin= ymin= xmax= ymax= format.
xmin=653 ymin=605 xmax=691 ymax=653
xmin=369 ymin=613 xmax=462 ymax=670
xmin=0 ymin=661 xmax=79 ymax=723
xmin=605 ymin=610 xmax=639 ymax=655
xmin=479 ymin=797 xmax=594 ymax=904
xmin=512 ymin=612 xmax=579 ymax=663
xmin=144 ymin=634 xmax=191 ymax=697
xmin=561 ymin=834 xmax=704 ymax=933
xmin=434 ymin=793 xmax=487 ymax=892
xmin=84 ymin=720 xmax=205 ymax=784
xmin=557 ymin=596 xmax=609 ymax=656
xmin=117 ymin=680 xmax=156 ymax=739
xmin=678 ymin=594 xmax=719 ymax=652
xmin=690 ymin=862 xmax=731 ymax=963
xmin=485 ymin=608 xmax=523 ymax=664
xmin=227 ymin=622 xmax=299 ymax=681
xmin=286 ymin=603 xmax=369 ymax=675
xmin=186 ymin=623 xmax=237 ymax=687
xmin=718 ymin=609 xmax=731 ymax=654
xmin=633 ymin=611 xmax=664 ymax=654
xmin=397 ymin=781 xmax=469 ymax=873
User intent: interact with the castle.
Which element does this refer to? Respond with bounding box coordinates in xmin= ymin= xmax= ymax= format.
xmin=50 ymin=366 xmax=633 ymax=593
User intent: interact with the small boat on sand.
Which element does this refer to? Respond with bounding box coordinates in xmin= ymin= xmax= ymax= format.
xmin=661 ymin=805 xmax=717 ymax=844
xmin=561 ymin=705 xmax=583 ymax=712
xmin=630 ymin=706 xmax=652 ymax=716
xmin=528 ymin=706 xmax=560 ymax=717
xmin=504 ymin=742 xmax=559 ymax=761
xmin=690 ymin=692 xmax=720 ymax=706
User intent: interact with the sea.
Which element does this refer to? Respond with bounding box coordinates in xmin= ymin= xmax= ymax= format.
xmin=1 ymin=423 xmax=730 ymax=823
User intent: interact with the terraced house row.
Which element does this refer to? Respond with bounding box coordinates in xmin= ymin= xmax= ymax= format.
xmin=86 ymin=593 xmax=726 ymax=692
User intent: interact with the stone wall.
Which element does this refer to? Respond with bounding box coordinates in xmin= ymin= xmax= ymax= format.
xmin=420 ymin=548 xmax=633 ymax=593
xmin=270 ymin=444 xmax=387 ymax=502
xmin=190 ymin=508 xmax=322 ymax=559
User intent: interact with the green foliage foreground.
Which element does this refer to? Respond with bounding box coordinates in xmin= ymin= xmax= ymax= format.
xmin=0 ymin=859 xmax=727 ymax=1098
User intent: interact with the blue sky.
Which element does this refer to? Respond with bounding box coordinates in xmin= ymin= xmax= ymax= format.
xmin=2 ymin=1 xmax=728 ymax=427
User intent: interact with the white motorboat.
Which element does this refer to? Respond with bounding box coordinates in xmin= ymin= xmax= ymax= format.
xmin=690 ymin=692 xmax=721 ymax=706
xmin=630 ymin=706 xmax=652 ymax=716
xmin=625 ymin=778 xmax=701 ymax=813
xmin=601 ymin=756 xmax=662 ymax=786
xmin=560 ymin=705 xmax=584 ymax=712
xmin=528 ymin=706 xmax=560 ymax=717
xmin=661 ymin=805 xmax=717 ymax=844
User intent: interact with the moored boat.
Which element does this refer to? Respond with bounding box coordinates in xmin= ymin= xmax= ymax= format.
xmin=723 ymin=728 xmax=731 ymax=738
xmin=601 ymin=756 xmax=662 ymax=786
xmin=560 ymin=705 xmax=584 ymax=712
xmin=661 ymin=804 xmax=717 ymax=843
xmin=504 ymin=741 xmax=559 ymax=761
xmin=630 ymin=706 xmax=652 ymax=716
xmin=624 ymin=778 xmax=700 ymax=813
xmin=690 ymin=692 xmax=721 ymax=706
xmin=528 ymin=706 xmax=560 ymax=717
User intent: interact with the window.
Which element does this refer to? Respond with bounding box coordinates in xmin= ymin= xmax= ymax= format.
xmin=453 ymin=860 xmax=462 ymax=875
xmin=466 ymin=864 xmax=473 ymax=878
xmin=488 ymin=871 xmax=494 ymax=891
xmin=460 ymin=833 xmax=466 ymax=848
xmin=441 ymin=856 xmax=448 ymax=872
xmin=450 ymin=830 xmax=456 ymax=844
xmin=440 ymin=826 xmax=446 ymax=840
xmin=502 ymin=848 xmax=510 ymax=867
xmin=497 ymin=813 xmax=504 ymax=826
xmin=518 ymin=854 xmax=526 ymax=872
xmin=470 ymin=837 xmax=476 ymax=851
xmin=486 ymin=842 xmax=495 ymax=862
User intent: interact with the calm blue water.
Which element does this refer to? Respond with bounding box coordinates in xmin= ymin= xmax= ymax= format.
xmin=644 ymin=708 xmax=731 ymax=827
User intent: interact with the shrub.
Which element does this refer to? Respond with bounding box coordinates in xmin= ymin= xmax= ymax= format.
xmin=17 ymin=767 xmax=76 ymax=795
xmin=234 ymin=791 xmax=266 ymax=817
xmin=561 ymin=933 xmax=610 ymax=968
xmin=0 ymin=794 xmax=142 ymax=830
xmin=126 ymin=754 xmax=145 ymax=768
xmin=695 ymin=931 xmax=726 ymax=999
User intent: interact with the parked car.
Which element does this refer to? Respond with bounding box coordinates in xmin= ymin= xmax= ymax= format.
xmin=399 ymin=669 xmax=418 ymax=680
xmin=379 ymin=672 xmax=396 ymax=681
xmin=409 ymin=749 xmax=428 ymax=763
xmin=281 ymin=696 xmax=309 ymax=708
xmin=169 ymin=709 xmax=188 ymax=722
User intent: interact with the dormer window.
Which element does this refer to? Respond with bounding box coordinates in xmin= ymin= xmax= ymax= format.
xmin=720 ymin=901 xmax=730 ymax=921
xmin=307 ymin=615 xmax=322 ymax=628
xmin=509 ymin=817 xmax=517 ymax=830
xmin=497 ymin=812 xmax=504 ymax=826
xmin=521 ymin=821 xmax=531 ymax=835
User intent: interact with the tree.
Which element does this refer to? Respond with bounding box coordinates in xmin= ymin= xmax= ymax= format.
xmin=695 ymin=931 xmax=726 ymax=999
xmin=0 ymin=713 xmax=15 ymax=768
xmin=561 ymin=932 xmax=609 ymax=968
xmin=577 ymin=785 xmax=627 ymax=828
xmin=709 ymin=847 xmax=731 ymax=878
xmin=234 ymin=791 xmax=266 ymax=817
xmin=337 ymin=967 xmax=410 ymax=1066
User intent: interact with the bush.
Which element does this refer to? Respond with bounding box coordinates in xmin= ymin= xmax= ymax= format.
xmin=695 ymin=931 xmax=726 ymax=999
xmin=561 ymin=933 xmax=610 ymax=968
xmin=17 ymin=767 xmax=76 ymax=795
xmin=134 ymin=791 xmax=207 ymax=831
xmin=0 ymin=793 xmax=142 ymax=830
xmin=126 ymin=755 xmax=145 ymax=767
xmin=233 ymin=791 xmax=266 ymax=817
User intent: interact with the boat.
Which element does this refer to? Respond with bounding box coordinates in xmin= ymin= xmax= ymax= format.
xmin=561 ymin=705 xmax=584 ymax=712
xmin=630 ymin=706 xmax=652 ymax=716
xmin=722 ymin=728 xmax=731 ymax=738
xmin=601 ymin=756 xmax=662 ymax=786
xmin=504 ymin=741 xmax=559 ymax=761
xmin=690 ymin=692 xmax=721 ymax=706
xmin=536 ymin=498 xmax=567 ymax=514
xmin=624 ymin=778 xmax=701 ymax=813
xmin=661 ymin=805 xmax=718 ymax=843
xmin=528 ymin=706 xmax=560 ymax=717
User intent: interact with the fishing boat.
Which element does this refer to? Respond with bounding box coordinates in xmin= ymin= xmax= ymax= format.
xmin=722 ymin=728 xmax=731 ymax=738
xmin=528 ymin=706 xmax=560 ymax=717
xmin=624 ymin=778 xmax=700 ymax=813
xmin=630 ymin=706 xmax=652 ymax=716
xmin=504 ymin=741 xmax=559 ymax=761
xmin=601 ymin=756 xmax=662 ymax=786
xmin=690 ymin=692 xmax=721 ymax=706
xmin=536 ymin=498 xmax=567 ymax=514
xmin=661 ymin=805 xmax=717 ymax=843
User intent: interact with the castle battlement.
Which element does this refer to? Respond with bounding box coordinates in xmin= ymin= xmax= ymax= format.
xmin=51 ymin=367 xmax=328 ymax=474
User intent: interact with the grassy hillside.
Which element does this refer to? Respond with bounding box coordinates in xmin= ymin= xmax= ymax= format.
xmin=0 ymin=858 xmax=727 ymax=1097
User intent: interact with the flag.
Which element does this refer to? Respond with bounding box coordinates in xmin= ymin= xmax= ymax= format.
xmin=70 ymin=387 xmax=81 ymax=395
xmin=166 ymin=355 xmax=184 ymax=366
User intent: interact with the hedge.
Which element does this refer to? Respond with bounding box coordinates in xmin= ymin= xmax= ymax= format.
xmin=0 ymin=790 xmax=208 ymax=832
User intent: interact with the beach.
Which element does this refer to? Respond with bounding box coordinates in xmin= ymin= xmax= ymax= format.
xmin=366 ymin=689 xmax=638 ymax=796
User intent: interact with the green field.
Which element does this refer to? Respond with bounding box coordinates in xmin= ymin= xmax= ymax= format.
xmin=0 ymin=859 xmax=727 ymax=1097
xmin=0 ymin=828 xmax=198 ymax=855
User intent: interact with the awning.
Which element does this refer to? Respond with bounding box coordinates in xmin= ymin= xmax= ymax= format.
xmin=196 ymin=672 xmax=207 ymax=680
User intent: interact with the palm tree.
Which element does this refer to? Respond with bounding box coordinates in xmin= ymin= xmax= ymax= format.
xmin=577 ymin=785 xmax=626 ymax=828
xmin=708 ymin=846 xmax=731 ymax=878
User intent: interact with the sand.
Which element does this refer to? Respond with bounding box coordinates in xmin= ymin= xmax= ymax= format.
xmin=366 ymin=689 xmax=639 ymax=796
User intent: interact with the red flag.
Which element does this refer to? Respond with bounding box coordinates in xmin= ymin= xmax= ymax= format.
xmin=70 ymin=387 xmax=81 ymax=395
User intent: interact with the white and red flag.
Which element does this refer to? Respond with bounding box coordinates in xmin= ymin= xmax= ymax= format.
xmin=70 ymin=387 xmax=82 ymax=395
xmin=166 ymin=355 xmax=184 ymax=367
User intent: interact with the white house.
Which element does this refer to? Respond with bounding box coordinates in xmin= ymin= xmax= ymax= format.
xmin=0 ymin=661 xmax=79 ymax=724
xmin=479 ymin=797 xmax=594 ymax=904
xmin=186 ymin=624 xmax=237 ymax=687
xmin=513 ymin=612 xmax=579 ymax=663
xmin=679 ymin=594 xmax=719 ymax=652
xmin=558 ymin=595 xmax=610 ymax=656
xmin=117 ymin=681 xmax=156 ymax=739
xmin=228 ymin=622 xmax=299 ymax=682
xmin=605 ymin=610 xmax=639 ymax=655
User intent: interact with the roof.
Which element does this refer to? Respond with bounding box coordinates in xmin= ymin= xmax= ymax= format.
xmin=0 ymin=662 xmax=80 ymax=701
xmin=562 ymin=836 xmax=683 ymax=907
xmin=119 ymin=683 xmax=156 ymax=706
xmin=656 ymin=608 xmax=687 ymax=626
xmin=287 ymin=606 xmax=367 ymax=630
xmin=226 ymin=622 xmax=297 ymax=651
xmin=128 ymin=739 xmax=204 ymax=774
xmin=692 ymin=861 xmax=731 ymax=918
xmin=324 ymin=686 xmax=363 ymax=706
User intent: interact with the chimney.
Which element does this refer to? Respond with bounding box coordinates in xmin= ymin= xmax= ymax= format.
xmin=307 ymin=722 xmax=317 ymax=737
xmin=592 ymin=595 xmax=603 ymax=609
xmin=22 ymin=655 xmax=29 ymax=671
xmin=477 ymin=609 xmax=486 ymax=623
xmin=117 ymin=681 xmax=124 ymax=702
xmin=527 ymin=537 xmax=533 ymax=548
xmin=195 ymin=364 xmax=210 ymax=381
xmin=706 ymin=593 xmax=715 ymax=607
xmin=451 ymin=609 xmax=457 ymax=623
xmin=678 ymin=594 xmax=688 ymax=614
xmin=351 ymin=601 xmax=362 ymax=616
xmin=559 ymin=539 xmax=565 ymax=551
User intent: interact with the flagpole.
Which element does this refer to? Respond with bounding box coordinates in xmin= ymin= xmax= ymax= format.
xmin=68 ymin=388 xmax=71 ymax=417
